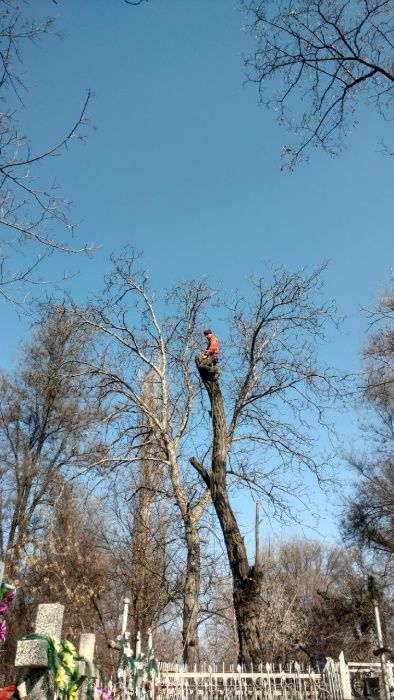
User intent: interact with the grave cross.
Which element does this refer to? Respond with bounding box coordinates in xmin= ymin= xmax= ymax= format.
xmin=0 ymin=560 xmax=14 ymax=595
xmin=15 ymin=603 xmax=64 ymax=699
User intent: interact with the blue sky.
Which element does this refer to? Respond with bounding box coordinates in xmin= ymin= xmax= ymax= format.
xmin=3 ymin=0 xmax=393 ymax=546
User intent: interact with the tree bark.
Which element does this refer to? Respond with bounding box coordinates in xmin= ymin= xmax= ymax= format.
xmin=183 ymin=515 xmax=200 ymax=668
xmin=192 ymin=358 xmax=264 ymax=665
xmin=130 ymin=478 xmax=156 ymax=648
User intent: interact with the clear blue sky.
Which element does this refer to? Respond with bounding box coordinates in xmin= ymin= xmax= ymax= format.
xmin=3 ymin=0 xmax=393 ymax=546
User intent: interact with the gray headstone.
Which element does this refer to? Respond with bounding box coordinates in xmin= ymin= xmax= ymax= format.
xmin=15 ymin=602 xmax=65 ymax=699
xmin=15 ymin=639 xmax=48 ymax=667
xmin=35 ymin=603 xmax=64 ymax=638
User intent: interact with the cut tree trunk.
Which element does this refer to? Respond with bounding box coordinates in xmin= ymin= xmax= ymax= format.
xmin=191 ymin=358 xmax=264 ymax=665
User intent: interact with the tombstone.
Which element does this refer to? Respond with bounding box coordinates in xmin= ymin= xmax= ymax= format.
xmin=77 ymin=633 xmax=96 ymax=699
xmin=338 ymin=651 xmax=352 ymax=700
xmin=0 ymin=560 xmax=15 ymax=596
xmin=15 ymin=603 xmax=64 ymax=700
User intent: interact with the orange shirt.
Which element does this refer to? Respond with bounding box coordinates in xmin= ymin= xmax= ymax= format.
xmin=205 ymin=334 xmax=219 ymax=356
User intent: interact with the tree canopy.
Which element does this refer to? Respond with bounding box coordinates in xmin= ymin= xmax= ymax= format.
xmin=245 ymin=0 xmax=394 ymax=166
xmin=0 ymin=1 xmax=91 ymax=303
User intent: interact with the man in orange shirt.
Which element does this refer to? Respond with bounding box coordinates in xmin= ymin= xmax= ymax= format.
xmin=203 ymin=329 xmax=219 ymax=359
xmin=198 ymin=328 xmax=220 ymax=379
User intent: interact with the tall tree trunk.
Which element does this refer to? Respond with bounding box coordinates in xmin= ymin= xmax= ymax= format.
xmin=130 ymin=480 xmax=155 ymax=647
xmin=130 ymin=413 xmax=166 ymax=648
xmin=183 ymin=514 xmax=200 ymax=667
xmin=191 ymin=362 xmax=264 ymax=665
xmin=165 ymin=433 xmax=207 ymax=668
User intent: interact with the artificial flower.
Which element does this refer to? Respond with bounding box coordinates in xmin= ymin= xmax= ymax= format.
xmin=93 ymin=684 xmax=112 ymax=700
xmin=3 ymin=591 xmax=14 ymax=605
xmin=0 ymin=619 xmax=7 ymax=641
xmin=63 ymin=639 xmax=76 ymax=656
xmin=62 ymin=652 xmax=76 ymax=672
xmin=68 ymin=683 xmax=78 ymax=700
xmin=55 ymin=665 xmax=68 ymax=691
xmin=49 ymin=635 xmax=62 ymax=653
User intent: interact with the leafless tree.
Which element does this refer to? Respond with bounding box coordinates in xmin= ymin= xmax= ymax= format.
xmin=99 ymin=404 xmax=181 ymax=653
xmin=76 ymin=255 xmax=342 ymax=664
xmin=200 ymin=539 xmax=382 ymax=664
xmin=25 ymin=482 xmax=115 ymax=655
xmin=275 ymin=540 xmax=386 ymax=662
xmin=0 ymin=2 xmax=92 ymax=302
xmin=0 ymin=303 xmax=106 ymax=579
xmin=342 ymin=278 xmax=394 ymax=561
xmin=244 ymin=0 xmax=394 ymax=167
xmin=192 ymin=263 xmax=341 ymax=663
xmin=75 ymin=253 xmax=213 ymax=666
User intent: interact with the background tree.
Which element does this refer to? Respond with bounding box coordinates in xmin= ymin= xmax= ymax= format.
xmin=245 ymin=0 xmax=394 ymax=167
xmin=201 ymin=539 xmax=387 ymax=664
xmin=0 ymin=303 xmax=105 ymax=579
xmin=342 ymin=280 xmax=394 ymax=560
xmin=0 ymin=1 xmax=91 ymax=302
xmin=23 ymin=483 xmax=116 ymax=667
xmin=76 ymin=256 xmax=213 ymax=667
xmin=276 ymin=540 xmax=383 ymax=662
xmin=100 ymin=439 xmax=180 ymax=656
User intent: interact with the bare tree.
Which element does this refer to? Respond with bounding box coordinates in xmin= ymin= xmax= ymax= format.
xmin=129 ymin=431 xmax=169 ymax=646
xmin=75 ymin=253 xmax=213 ymax=667
xmin=192 ymin=264 xmax=341 ymax=663
xmin=76 ymin=256 xmax=341 ymax=664
xmin=0 ymin=303 xmax=106 ymax=579
xmin=201 ymin=539 xmax=382 ymax=664
xmin=102 ymin=398 xmax=179 ymax=651
xmin=342 ymin=279 xmax=394 ymax=560
xmin=275 ymin=540 xmax=384 ymax=662
xmin=25 ymin=482 xmax=114 ymax=645
xmin=0 ymin=2 xmax=92 ymax=302
xmin=244 ymin=0 xmax=394 ymax=167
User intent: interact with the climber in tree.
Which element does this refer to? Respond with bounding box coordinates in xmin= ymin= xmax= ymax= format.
xmin=197 ymin=328 xmax=220 ymax=380
xmin=203 ymin=328 xmax=219 ymax=359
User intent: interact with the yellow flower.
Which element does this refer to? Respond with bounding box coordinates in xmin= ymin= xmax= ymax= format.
xmin=49 ymin=636 xmax=62 ymax=653
xmin=55 ymin=665 xmax=68 ymax=691
xmin=62 ymin=652 xmax=76 ymax=672
xmin=63 ymin=640 xmax=76 ymax=656
xmin=68 ymin=683 xmax=78 ymax=700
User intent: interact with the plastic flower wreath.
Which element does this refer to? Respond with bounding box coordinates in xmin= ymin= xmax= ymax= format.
xmin=48 ymin=636 xmax=81 ymax=700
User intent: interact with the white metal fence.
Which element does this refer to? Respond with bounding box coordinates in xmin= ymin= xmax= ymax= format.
xmin=348 ymin=661 xmax=394 ymax=700
xmin=158 ymin=655 xmax=394 ymax=700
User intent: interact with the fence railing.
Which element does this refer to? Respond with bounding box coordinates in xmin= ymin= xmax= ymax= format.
xmin=159 ymin=667 xmax=326 ymax=700
xmin=158 ymin=655 xmax=394 ymax=700
xmin=347 ymin=661 xmax=394 ymax=700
